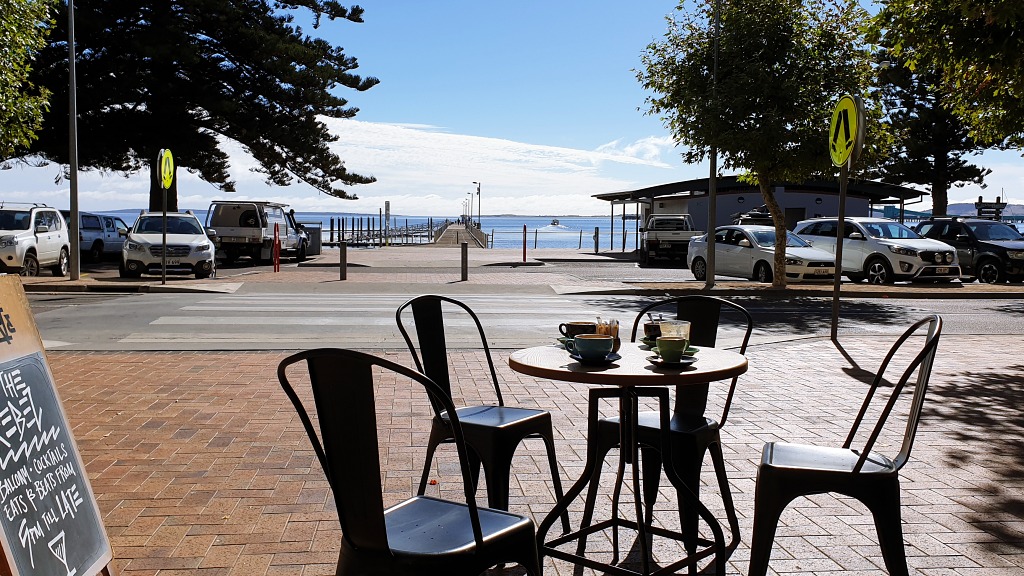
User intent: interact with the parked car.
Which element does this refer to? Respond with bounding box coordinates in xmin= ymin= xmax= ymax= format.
xmin=60 ymin=210 xmax=129 ymax=261
xmin=205 ymin=201 xmax=308 ymax=264
xmin=793 ymin=217 xmax=959 ymax=284
xmin=638 ymin=214 xmax=703 ymax=265
xmin=687 ymin=225 xmax=836 ymax=283
xmin=914 ymin=217 xmax=1024 ymax=283
xmin=120 ymin=211 xmax=216 ymax=279
xmin=0 ymin=203 xmax=70 ymax=277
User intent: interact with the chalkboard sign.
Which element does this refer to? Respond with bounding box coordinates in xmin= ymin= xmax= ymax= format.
xmin=0 ymin=275 xmax=113 ymax=576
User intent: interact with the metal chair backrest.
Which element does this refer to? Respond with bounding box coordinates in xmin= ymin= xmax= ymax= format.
xmin=277 ymin=348 xmax=486 ymax=551
xmin=630 ymin=295 xmax=754 ymax=425
xmin=843 ymin=315 xmax=942 ymax=472
xmin=396 ymin=295 xmax=504 ymax=416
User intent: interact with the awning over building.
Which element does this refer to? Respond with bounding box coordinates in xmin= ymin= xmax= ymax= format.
xmin=594 ymin=176 xmax=928 ymax=205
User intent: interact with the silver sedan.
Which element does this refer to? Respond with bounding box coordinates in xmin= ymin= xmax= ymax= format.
xmin=688 ymin=225 xmax=836 ymax=283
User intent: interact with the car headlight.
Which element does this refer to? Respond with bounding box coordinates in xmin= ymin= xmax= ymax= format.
xmin=1008 ymin=250 xmax=1024 ymax=260
xmin=194 ymin=243 xmax=211 ymax=253
xmin=125 ymin=240 xmax=145 ymax=252
xmin=0 ymin=236 xmax=17 ymax=248
xmin=784 ymin=257 xmax=804 ymax=266
xmin=888 ymin=245 xmax=918 ymax=257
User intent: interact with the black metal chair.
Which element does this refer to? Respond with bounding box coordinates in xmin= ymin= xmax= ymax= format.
xmin=747 ymin=315 xmax=942 ymax=576
xmin=579 ymin=295 xmax=753 ymax=569
xmin=277 ymin=348 xmax=541 ymax=576
xmin=396 ymin=294 xmax=569 ymax=531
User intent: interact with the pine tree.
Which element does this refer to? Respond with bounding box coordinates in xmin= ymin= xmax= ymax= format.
xmin=873 ymin=51 xmax=990 ymax=217
xmin=13 ymin=1 xmax=378 ymax=210
xmin=0 ymin=0 xmax=55 ymax=158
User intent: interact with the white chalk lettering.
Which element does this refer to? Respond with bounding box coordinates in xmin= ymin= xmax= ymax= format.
xmin=3 ymin=494 xmax=28 ymax=521
xmin=57 ymin=484 xmax=83 ymax=519
xmin=41 ymin=507 xmax=58 ymax=530
xmin=18 ymin=517 xmax=43 ymax=567
xmin=32 ymin=443 xmax=69 ymax=474
xmin=33 ymin=472 xmax=57 ymax=500
xmin=0 ymin=465 xmax=30 ymax=502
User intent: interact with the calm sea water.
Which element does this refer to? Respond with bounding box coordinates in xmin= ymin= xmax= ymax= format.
xmin=104 ymin=210 xmax=643 ymax=249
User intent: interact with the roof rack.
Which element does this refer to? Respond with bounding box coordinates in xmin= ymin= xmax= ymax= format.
xmin=0 ymin=202 xmax=47 ymax=209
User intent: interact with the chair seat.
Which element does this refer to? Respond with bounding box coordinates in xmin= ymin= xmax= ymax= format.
xmin=443 ymin=405 xmax=549 ymax=430
xmin=761 ymin=442 xmax=897 ymax=475
xmin=385 ymin=496 xmax=535 ymax=555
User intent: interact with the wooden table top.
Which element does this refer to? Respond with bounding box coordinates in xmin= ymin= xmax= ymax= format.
xmin=508 ymin=342 xmax=747 ymax=386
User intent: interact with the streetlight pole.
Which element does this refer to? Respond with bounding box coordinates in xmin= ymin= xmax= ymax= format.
xmin=68 ymin=0 xmax=80 ymax=280
xmin=467 ymin=192 xmax=473 ymax=228
xmin=472 ymin=181 xmax=481 ymax=229
xmin=705 ymin=0 xmax=721 ymax=290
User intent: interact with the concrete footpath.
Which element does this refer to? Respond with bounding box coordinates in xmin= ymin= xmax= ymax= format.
xmin=22 ymin=246 xmax=1024 ymax=574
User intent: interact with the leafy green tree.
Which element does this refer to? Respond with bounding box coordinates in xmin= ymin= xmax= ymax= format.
xmin=872 ymin=51 xmax=990 ymax=216
xmin=875 ymin=1 xmax=1024 ymax=145
xmin=13 ymin=1 xmax=378 ymax=211
xmin=0 ymin=0 xmax=55 ymax=158
xmin=639 ymin=0 xmax=874 ymax=287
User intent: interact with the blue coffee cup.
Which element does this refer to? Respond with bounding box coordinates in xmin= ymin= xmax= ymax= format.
xmin=566 ymin=334 xmax=615 ymax=361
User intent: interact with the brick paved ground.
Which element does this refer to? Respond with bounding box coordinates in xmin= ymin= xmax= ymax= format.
xmin=48 ymin=334 xmax=1024 ymax=575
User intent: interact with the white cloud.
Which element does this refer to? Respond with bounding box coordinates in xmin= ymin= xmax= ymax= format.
xmin=0 ymin=120 xmax=687 ymax=216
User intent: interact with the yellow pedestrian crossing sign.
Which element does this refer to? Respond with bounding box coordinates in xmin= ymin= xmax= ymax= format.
xmin=829 ymin=94 xmax=864 ymax=167
xmin=159 ymin=149 xmax=174 ymax=190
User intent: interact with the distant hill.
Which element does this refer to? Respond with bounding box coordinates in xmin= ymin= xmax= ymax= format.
xmin=946 ymin=202 xmax=1024 ymax=217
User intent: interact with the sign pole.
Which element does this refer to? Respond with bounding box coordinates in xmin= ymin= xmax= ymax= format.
xmin=830 ymin=160 xmax=849 ymax=341
xmin=827 ymin=94 xmax=865 ymax=342
xmin=157 ymin=150 xmax=174 ymax=285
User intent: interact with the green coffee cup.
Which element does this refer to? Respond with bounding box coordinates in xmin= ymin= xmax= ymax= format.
xmin=656 ymin=336 xmax=690 ymax=363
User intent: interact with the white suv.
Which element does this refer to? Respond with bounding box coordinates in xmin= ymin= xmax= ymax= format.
xmin=793 ymin=217 xmax=959 ymax=284
xmin=120 ymin=211 xmax=216 ymax=279
xmin=0 ymin=204 xmax=71 ymax=277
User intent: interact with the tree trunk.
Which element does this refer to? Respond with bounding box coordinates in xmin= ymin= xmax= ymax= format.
xmin=759 ymin=181 xmax=787 ymax=289
xmin=931 ymin=179 xmax=948 ymax=217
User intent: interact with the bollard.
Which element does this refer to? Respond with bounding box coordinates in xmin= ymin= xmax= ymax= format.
xmin=522 ymin=224 xmax=527 ymax=262
xmin=593 ymin=227 xmax=599 ymax=255
xmin=339 ymin=241 xmax=347 ymax=281
xmin=461 ymin=241 xmax=468 ymax=282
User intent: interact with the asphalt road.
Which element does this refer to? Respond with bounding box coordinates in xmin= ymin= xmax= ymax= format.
xmin=27 ymin=290 xmax=1023 ymax=351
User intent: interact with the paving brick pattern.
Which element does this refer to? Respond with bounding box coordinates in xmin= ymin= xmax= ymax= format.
xmin=48 ymin=335 xmax=1024 ymax=575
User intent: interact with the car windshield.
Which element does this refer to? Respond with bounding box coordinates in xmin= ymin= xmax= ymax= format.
xmin=136 ymin=216 xmax=203 ymax=235
xmin=750 ymin=230 xmax=812 ymax=248
xmin=0 ymin=210 xmax=32 ymax=231
xmin=860 ymin=221 xmax=921 ymax=239
xmin=967 ymin=221 xmax=1024 ymax=241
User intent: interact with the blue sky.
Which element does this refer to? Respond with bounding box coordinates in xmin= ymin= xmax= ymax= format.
xmin=1 ymin=0 xmax=1020 ymax=216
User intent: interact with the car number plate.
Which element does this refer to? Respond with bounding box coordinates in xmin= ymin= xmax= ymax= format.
xmin=166 ymin=259 xmax=180 ymax=265
xmin=935 ymin=267 xmax=948 ymax=274
xmin=661 ymin=243 xmax=671 ymax=248
xmin=814 ymin=268 xmax=829 ymax=275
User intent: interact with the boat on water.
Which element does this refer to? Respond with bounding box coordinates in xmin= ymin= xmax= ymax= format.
xmin=550 ymin=218 xmax=560 ymax=226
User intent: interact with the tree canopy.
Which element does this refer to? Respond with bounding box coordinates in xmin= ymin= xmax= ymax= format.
xmin=875 ymin=1 xmax=1024 ymax=145
xmin=871 ymin=50 xmax=990 ymax=216
xmin=14 ymin=0 xmax=378 ymax=210
xmin=0 ymin=0 xmax=55 ymax=158
xmin=639 ymin=0 xmax=874 ymax=287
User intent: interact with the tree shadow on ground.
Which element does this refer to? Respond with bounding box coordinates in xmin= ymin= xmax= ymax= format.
xmin=579 ymin=295 xmax=913 ymax=338
xmin=925 ymin=364 xmax=1024 ymax=552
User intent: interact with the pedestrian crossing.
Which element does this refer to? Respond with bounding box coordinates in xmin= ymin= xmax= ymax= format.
xmin=121 ymin=293 xmax=628 ymax=349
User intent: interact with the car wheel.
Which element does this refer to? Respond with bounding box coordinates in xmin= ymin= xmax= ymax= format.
xmin=639 ymin=248 xmax=649 ymax=267
xmin=865 ymin=257 xmax=894 ymax=284
xmin=89 ymin=241 xmax=103 ymax=262
xmin=976 ymin=258 xmax=1004 ymax=284
xmin=754 ymin=261 xmax=773 ymax=283
xmin=690 ymin=257 xmax=707 ymax=281
xmin=19 ymin=253 xmax=40 ymax=277
xmin=296 ymin=242 xmax=307 ymax=263
xmin=119 ymin=260 xmax=141 ymax=278
xmin=224 ymin=250 xmax=239 ymax=264
xmin=51 ymin=248 xmax=69 ymax=277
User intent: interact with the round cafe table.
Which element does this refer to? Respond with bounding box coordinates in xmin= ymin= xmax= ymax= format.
xmin=509 ymin=342 xmax=747 ymax=576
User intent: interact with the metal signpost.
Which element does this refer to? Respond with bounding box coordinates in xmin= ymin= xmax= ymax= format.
xmin=829 ymin=94 xmax=865 ymax=341
xmin=158 ymin=149 xmax=174 ymax=285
